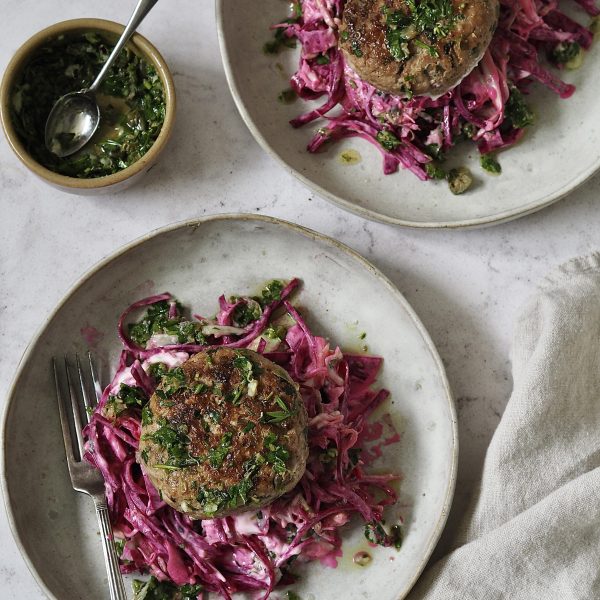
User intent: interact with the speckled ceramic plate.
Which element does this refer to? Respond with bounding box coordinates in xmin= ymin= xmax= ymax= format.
xmin=1 ymin=215 xmax=457 ymax=599
xmin=216 ymin=1 xmax=600 ymax=229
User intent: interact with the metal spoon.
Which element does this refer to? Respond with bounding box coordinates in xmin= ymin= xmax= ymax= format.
xmin=45 ymin=0 xmax=160 ymax=158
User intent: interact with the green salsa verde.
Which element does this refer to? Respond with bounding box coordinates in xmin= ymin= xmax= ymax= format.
xmin=11 ymin=31 xmax=165 ymax=178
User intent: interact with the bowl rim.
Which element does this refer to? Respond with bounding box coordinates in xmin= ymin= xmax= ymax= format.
xmin=0 ymin=212 xmax=458 ymax=600
xmin=0 ymin=18 xmax=176 ymax=189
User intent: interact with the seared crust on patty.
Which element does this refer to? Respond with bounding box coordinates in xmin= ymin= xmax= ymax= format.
xmin=339 ymin=0 xmax=499 ymax=97
xmin=138 ymin=348 xmax=308 ymax=519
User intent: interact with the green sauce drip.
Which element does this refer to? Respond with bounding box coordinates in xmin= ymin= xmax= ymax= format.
xmin=383 ymin=0 xmax=456 ymax=62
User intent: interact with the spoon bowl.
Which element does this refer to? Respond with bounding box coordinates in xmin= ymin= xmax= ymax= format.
xmin=44 ymin=92 xmax=100 ymax=158
xmin=44 ymin=0 xmax=159 ymax=158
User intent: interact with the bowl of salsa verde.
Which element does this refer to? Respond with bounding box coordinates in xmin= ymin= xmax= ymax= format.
xmin=0 ymin=19 xmax=176 ymax=194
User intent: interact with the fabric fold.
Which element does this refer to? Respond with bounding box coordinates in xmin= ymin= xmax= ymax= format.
xmin=409 ymin=253 xmax=600 ymax=600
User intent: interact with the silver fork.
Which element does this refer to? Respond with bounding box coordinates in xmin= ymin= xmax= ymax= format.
xmin=53 ymin=353 xmax=127 ymax=600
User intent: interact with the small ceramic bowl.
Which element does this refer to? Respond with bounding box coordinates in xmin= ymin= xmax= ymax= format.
xmin=0 ymin=18 xmax=176 ymax=195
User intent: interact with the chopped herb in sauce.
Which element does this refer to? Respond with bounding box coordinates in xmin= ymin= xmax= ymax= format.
xmin=114 ymin=538 xmax=126 ymax=557
xmin=264 ymin=432 xmax=290 ymax=474
xmin=462 ymin=122 xmax=476 ymax=139
xmin=196 ymin=455 xmax=264 ymax=515
xmin=353 ymin=550 xmax=372 ymax=566
xmin=264 ymin=324 xmax=287 ymax=340
xmin=132 ymin=576 xmax=202 ymax=600
xmin=339 ymin=149 xmax=362 ymax=165
xmin=141 ymin=404 xmax=153 ymax=426
xmin=225 ymin=385 xmax=244 ymax=405
xmin=192 ymin=382 xmax=207 ymax=394
xmin=376 ymin=130 xmax=402 ymax=151
xmin=351 ymin=40 xmax=364 ymax=57
xmin=143 ymin=419 xmax=201 ymax=469
xmin=382 ymin=0 xmax=455 ymax=63
xmin=207 ymin=433 xmax=233 ymax=469
xmin=278 ymin=88 xmax=298 ymax=104
xmin=206 ymin=409 xmax=221 ymax=423
xmin=364 ymin=521 xmax=403 ymax=549
xmin=261 ymin=280 xmax=285 ymax=305
xmin=263 ymin=20 xmax=299 ymax=54
xmin=11 ymin=32 xmax=165 ymax=178
xmin=382 ymin=7 xmax=412 ymax=61
xmin=480 ymin=154 xmax=502 ymax=174
xmin=549 ymin=41 xmax=583 ymax=69
xmin=426 ymin=162 xmax=446 ymax=179
xmin=504 ymin=88 xmax=535 ymax=129
xmin=348 ymin=447 xmax=362 ymax=466
xmin=413 ymin=38 xmax=439 ymax=57
xmin=319 ymin=447 xmax=338 ymax=463
xmin=160 ymin=368 xmax=187 ymax=397
xmin=105 ymin=383 xmax=147 ymax=417
xmin=231 ymin=298 xmax=262 ymax=327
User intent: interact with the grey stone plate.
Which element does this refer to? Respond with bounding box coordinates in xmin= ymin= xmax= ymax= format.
xmin=2 ymin=215 xmax=457 ymax=599
xmin=217 ymin=0 xmax=600 ymax=228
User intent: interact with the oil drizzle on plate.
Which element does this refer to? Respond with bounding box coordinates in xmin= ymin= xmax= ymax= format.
xmin=353 ymin=550 xmax=373 ymax=566
xmin=338 ymin=149 xmax=362 ymax=165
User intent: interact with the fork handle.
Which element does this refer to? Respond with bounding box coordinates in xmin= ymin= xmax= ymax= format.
xmin=95 ymin=501 xmax=128 ymax=600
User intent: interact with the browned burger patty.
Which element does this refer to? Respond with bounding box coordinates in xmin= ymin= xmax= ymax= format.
xmin=339 ymin=0 xmax=499 ymax=97
xmin=138 ymin=348 xmax=308 ymax=519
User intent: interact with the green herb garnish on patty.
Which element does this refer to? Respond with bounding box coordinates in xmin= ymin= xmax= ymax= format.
xmin=228 ymin=352 xmax=258 ymax=402
xmin=265 ymin=396 xmax=297 ymax=424
xmin=207 ymin=433 xmax=233 ymax=469
xmin=382 ymin=0 xmax=456 ymax=63
xmin=196 ymin=455 xmax=265 ymax=515
xmin=143 ymin=419 xmax=201 ymax=469
xmin=264 ymin=432 xmax=290 ymax=474
xmin=160 ymin=367 xmax=187 ymax=397
xmin=141 ymin=404 xmax=153 ymax=426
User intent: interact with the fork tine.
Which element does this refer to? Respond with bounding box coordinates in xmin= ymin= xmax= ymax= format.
xmin=76 ymin=354 xmax=95 ymax=424
xmin=87 ymin=351 xmax=103 ymax=403
xmin=64 ymin=356 xmax=86 ymax=458
xmin=53 ymin=358 xmax=76 ymax=464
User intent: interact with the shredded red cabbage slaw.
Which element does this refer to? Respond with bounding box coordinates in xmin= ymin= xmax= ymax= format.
xmin=274 ymin=0 xmax=598 ymax=179
xmin=83 ymin=279 xmax=400 ymax=599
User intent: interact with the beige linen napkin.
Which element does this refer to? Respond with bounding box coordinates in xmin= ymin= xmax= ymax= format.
xmin=409 ymin=254 xmax=600 ymax=600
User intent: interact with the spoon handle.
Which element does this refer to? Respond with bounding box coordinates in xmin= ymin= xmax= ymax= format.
xmin=88 ymin=0 xmax=160 ymax=94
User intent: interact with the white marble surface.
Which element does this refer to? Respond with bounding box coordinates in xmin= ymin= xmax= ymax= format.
xmin=1 ymin=0 xmax=599 ymax=597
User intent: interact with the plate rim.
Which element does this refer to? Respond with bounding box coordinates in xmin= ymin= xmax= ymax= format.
xmin=1 ymin=213 xmax=458 ymax=599
xmin=215 ymin=0 xmax=599 ymax=230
